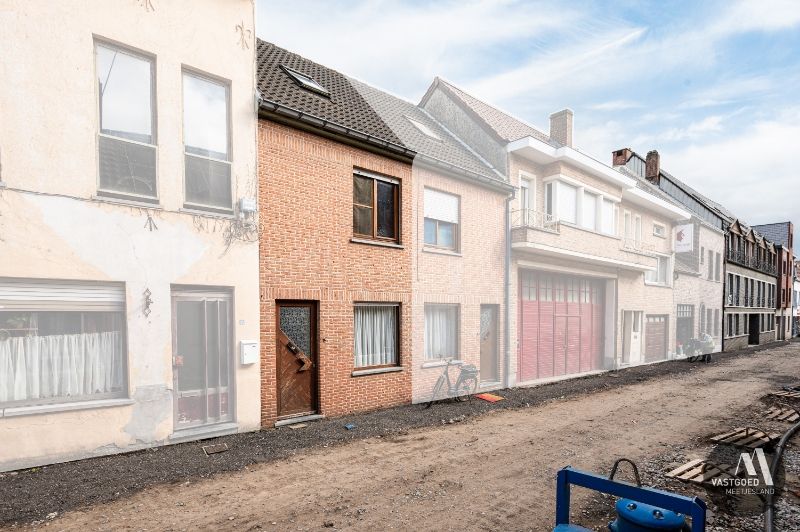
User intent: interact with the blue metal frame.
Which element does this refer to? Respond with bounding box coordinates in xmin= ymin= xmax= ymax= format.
xmin=555 ymin=466 xmax=706 ymax=532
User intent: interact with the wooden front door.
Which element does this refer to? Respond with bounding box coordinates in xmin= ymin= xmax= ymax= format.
xmin=644 ymin=315 xmax=668 ymax=362
xmin=479 ymin=305 xmax=499 ymax=384
xmin=276 ymin=301 xmax=318 ymax=419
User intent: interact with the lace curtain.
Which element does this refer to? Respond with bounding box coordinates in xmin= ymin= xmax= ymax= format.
xmin=0 ymin=331 xmax=124 ymax=403
xmin=425 ymin=305 xmax=458 ymax=360
xmin=354 ymin=306 xmax=397 ymax=367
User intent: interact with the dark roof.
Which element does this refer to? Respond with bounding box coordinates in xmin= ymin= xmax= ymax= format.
xmin=752 ymin=222 xmax=793 ymax=248
xmin=421 ymin=77 xmax=553 ymax=145
xmin=256 ymin=41 xmax=508 ymax=188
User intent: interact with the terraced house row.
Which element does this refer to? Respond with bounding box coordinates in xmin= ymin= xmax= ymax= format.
xmin=0 ymin=0 xmax=796 ymax=471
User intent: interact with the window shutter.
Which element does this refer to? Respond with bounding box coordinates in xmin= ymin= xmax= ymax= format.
xmin=424 ymin=189 xmax=459 ymax=224
xmin=0 ymin=279 xmax=125 ymax=311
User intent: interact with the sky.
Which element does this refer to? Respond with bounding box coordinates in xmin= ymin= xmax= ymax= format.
xmin=257 ymin=0 xmax=800 ymax=242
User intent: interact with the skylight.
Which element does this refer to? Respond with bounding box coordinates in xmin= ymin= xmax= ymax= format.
xmin=405 ymin=116 xmax=441 ymax=140
xmin=281 ymin=65 xmax=329 ymax=96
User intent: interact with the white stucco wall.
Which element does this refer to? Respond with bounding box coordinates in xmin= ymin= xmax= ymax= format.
xmin=0 ymin=0 xmax=259 ymax=471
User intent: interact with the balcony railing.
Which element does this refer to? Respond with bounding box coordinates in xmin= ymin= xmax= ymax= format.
xmin=511 ymin=209 xmax=559 ymax=233
xmin=726 ymin=249 xmax=777 ymax=276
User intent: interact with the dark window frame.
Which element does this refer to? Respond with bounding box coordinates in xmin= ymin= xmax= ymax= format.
xmin=352 ymin=169 xmax=400 ymax=243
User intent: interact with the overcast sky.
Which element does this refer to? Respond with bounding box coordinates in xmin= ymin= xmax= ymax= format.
xmin=257 ymin=0 xmax=800 ymax=242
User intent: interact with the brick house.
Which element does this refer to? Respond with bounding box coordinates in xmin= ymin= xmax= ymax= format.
xmin=255 ymin=43 xmax=512 ymax=424
xmin=614 ymin=150 xmax=780 ymax=351
xmin=613 ymin=150 xmax=725 ymax=355
xmin=421 ymin=80 xmax=690 ymax=386
xmin=752 ymin=222 xmax=795 ymax=341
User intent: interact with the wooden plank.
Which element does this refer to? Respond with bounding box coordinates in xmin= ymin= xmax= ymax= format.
xmin=666 ymin=458 xmax=704 ymax=478
xmin=667 ymin=459 xmax=738 ymax=486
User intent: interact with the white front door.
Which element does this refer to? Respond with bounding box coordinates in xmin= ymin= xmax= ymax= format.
xmin=623 ymin=310 xmax=643 ymax=364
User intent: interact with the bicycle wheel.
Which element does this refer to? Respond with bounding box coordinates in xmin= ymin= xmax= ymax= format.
xmin=453 ymin=375 xmax=477 ymax=402
xmin=425 ymin=375 xmax=447 ymax=408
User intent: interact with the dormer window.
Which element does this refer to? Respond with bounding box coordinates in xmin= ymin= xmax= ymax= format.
xmin=281 ymin=65 xmax=329 ymax=96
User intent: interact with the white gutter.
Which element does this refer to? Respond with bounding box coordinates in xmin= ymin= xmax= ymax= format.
xmin=507 ymin=135 xmax=691 ymax=220
xmin=507 ymin=135 xmax=636 ymax=189
xmin=623 ymin=187 xmax=692 ymax=221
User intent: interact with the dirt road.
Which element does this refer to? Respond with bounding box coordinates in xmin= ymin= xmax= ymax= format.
xmin=12 ymin=343 xmax=800 ymax=531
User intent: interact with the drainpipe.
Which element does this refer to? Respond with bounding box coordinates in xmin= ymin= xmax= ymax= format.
xmin=722 ymin=229 xmax=728 ymax=352
xmin=504 ymin=190 xmax=515 ymax=388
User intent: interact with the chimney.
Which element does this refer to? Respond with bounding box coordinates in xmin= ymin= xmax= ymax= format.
xmin=645 ymin=150 xmax=660 ymax=185
xmin=549 ymin=109 xmax=573 ymax=148
xmin=612 ymin=148 xmax=633 ymax=167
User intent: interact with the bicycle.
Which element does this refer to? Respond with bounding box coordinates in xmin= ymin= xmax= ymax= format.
xmin=425 ymin=358 xmax=479 ymax=408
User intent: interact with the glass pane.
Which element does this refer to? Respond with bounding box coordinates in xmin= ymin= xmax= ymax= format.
xmin=205 ymin=301 xmax=220 ymax=420
xmin=354 ymin=306 xmax=397 ymax=367
xmin=98 ymin=136 xmax=157 ymax=198
xmin=183 ymin=73 xmax=228 ymax=159
xmin=437 ymin=222 xmax=454 ymax=248
xmin=558 ymin=183 xmax=577 ymax=223
xmin=96 ymin=44 xmax=153 ymax=143
xmin=424 ymin=218 xmax=437 ymax=245
xmin=581 ymin=193 xmax=596 ymax=231
xmin=176 ymin=301 xmax=205 ymax=394
xmin=376 ymin=181 xmax=396 ymax=238
xmin=424 ymin=305 xmax=458 ymax=359
xmin=185 ymin=155 xmax=232 ymax=209
xmin=279 ymin=306 xmax=311 ymax=357
xmin=353 ymin=175 xmax=373 ymax=205
xmin=0 ymin=310 xmax=125 ymax=405
xmin=353 ymin=205 xmax=372 ymax=235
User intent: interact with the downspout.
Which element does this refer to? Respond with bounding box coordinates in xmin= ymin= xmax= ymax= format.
xmin=722 ymin=230 xmax=727 ymax=352
xmin=504 ymin=189 xmax=514 ymax=388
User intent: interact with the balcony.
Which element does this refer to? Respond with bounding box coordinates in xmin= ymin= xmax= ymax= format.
xmin=510 ymin=209 xmax=559 ymax=233
xmin=726 ymin=249 xmax=777 ymax=276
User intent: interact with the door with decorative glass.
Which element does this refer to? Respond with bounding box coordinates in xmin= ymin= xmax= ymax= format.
xmin=172 ymin=289 xmax=233 ymax=430
xmin=276 ymin=301 xmax=318 ymax=419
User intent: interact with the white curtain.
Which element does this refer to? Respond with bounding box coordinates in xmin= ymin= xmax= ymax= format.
xmin=354 ymin=306 xmax=397 ymax=367
xmin=0 ymin=331 xmax=124 ymax=403
xmin=425 ymin=306 xmax=458 ymax=360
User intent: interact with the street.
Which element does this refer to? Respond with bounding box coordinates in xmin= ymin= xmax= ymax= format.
xmin=7 ymin=343 xmax=800 ymax=531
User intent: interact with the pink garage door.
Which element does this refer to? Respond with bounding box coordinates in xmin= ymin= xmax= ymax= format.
xmin=518 ymin=271 xmax=605 ymax=382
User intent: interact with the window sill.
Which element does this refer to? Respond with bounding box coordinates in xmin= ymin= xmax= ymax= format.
xmin=349 ymin=238 xmax=404 ymax=249
xmin=644 ymin=282 xmax=671 ymax=288
xmin=351 ymin=366 xmax=403 ymax=377
xmin=422 ymin=246 xmax=462 ymax=257
xmin=92 ymin=194 xmax=161 ymax=210
xmin=558 ymin=221 xmax=619 ymax=240
xmin=1 ymin=397 xmax=134 ymax=418
xmin=181 ymin=205 xmax=235 ymax=218
xmin=421 ymin=359 xmax=462 ymax=369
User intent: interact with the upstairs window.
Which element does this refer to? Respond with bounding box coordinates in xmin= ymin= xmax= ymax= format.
xmin=580 ymin=192 xmax=597 ymax=231
xmin=96 ymin=42 xmax=157 ymax=201
xmin=600 ymin=199 xmax=617 ymax=236
xmin=424 ymin=188 xmax=459 ymax=251
xmin=557 ymin=183 xmax=578 ymax=224
xmin=182 ymin=71 xmax=232 ymax=212
xmin=353 ymin=170 xmax=399 ymax=242
xmin=653 ymin=223 xmax=665 ymax=238
xmin=645 ymin=255 xmax=670 ymax=285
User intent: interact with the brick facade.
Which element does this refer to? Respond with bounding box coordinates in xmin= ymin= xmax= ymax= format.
xmin=258 ymin=121 xmax=413 ymax=426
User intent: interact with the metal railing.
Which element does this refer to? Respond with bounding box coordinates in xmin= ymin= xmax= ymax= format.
xmin=510 ymin=209 xmax=559 ymax=233
xmin=726 ymin=249 xmax=777 ymax=276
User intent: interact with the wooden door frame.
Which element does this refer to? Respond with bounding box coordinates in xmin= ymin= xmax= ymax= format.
xmin=275 ymin=299 xmax=320 ymax=419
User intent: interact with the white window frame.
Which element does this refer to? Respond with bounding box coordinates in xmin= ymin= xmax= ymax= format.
xmin=424 ymin=303 xmax=460 ymax=361
xmin=645 ymin=254 xmax=671 ymax=287
xmin=94 ymin=39 xmax=159 ymax=203
xmin=652 ymin=222 xmax=666 ymax=238
xmin=423 ymin=188 xmax=460 ymax=251
xmin=181 ymin=67 xmax=234 ymax=214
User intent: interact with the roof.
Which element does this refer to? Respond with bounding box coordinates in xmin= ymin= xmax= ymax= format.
xmin=752 ymin=222 xmax=793 ymax=248
xmin=421 ymin=77 xmax=553 ymax=145
xmin=256 ymin=41 xmax=508 ymax=189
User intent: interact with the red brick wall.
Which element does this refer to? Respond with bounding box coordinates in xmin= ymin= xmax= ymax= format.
xmin=258 ymin=121 xmax=412 ymax=426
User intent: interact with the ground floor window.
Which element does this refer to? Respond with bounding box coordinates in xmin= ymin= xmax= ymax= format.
xmin=0 ymin=279 xmax=127 ymax=407
xmin=353 ymin=304 xmax=399 ymax=368
xmin=424 ymin=304 xmax=459 ymax=360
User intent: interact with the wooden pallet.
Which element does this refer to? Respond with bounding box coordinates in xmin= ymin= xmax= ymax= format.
xmin=665 ymin=459 xmax=738 ymax=486
xmin=709 ymin=427 xmax=780 ymax=449
xmin=770 ymin=390 xmax=800 ymax=400
xmin=765 ymin=407 xmax=800 ymax=422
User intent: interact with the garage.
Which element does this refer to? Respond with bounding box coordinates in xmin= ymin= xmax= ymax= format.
xmin=644 ymin=314 xmax=668 ymax=362
xmin=518 ymin=271 xmax=605 ymax=382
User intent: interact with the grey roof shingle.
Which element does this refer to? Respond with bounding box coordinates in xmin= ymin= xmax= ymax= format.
xmin=256 ymin=41 xmax=507 ymax=187
xmin=752 ymin=222 xmax=792 ymax=248
xmin=423 ymin=78 xmax=553 ymax=145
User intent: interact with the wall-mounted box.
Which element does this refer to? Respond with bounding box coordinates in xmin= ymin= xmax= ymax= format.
xmin=240 ymin=341 xmax=259 ymax=365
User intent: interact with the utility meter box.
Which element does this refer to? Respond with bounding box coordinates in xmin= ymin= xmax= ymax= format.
xmin=240 ymin=341 xmax=259 ymax=365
